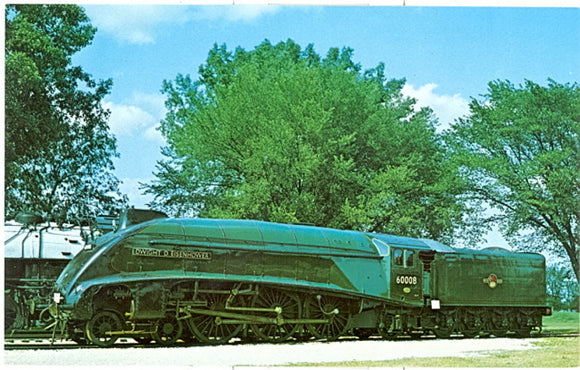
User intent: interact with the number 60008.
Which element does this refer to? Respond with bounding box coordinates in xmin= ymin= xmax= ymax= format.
xmin=396 ymin=275 xmax=418 ymax=285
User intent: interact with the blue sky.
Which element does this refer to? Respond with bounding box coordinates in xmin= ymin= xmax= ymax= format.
xmin=73 ymin=5 xmax=579 ymax=224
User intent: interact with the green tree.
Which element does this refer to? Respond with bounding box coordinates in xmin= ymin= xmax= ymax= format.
xmin=546 ymin=264 xmax=579 ymax=311
xmin=5 ymin=4 xmax=126 ymax=223
xmin=445 ymin=79 xmax=580 ymax=281
xmin=146 ymin=40 xmax=470 ymax=241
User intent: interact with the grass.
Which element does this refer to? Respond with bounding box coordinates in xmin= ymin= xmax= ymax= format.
xmin=293 ymin=311 xmax=580 ymax=368
xmin=543 ymin=310 xmax=580 ymax=334
xmin=305 ymin=337 xmax=579 ymax=368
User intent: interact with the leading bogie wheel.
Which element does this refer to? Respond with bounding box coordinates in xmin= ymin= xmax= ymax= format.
xmin=85 ymin=311 xmax=122 ymax=347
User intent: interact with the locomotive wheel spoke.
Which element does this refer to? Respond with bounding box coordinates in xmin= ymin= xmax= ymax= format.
xmin=249 ymin=287 xmax=301 ymax=343
xmin=152 ymin=315 xmax=183 ymax=346
xmin=85 ymin=311 xmax=122 ymax=347
xmin=187 ymin=293 xmax=242 ymax=344
xmin=304 ymin=295 xmax=350 ymax=341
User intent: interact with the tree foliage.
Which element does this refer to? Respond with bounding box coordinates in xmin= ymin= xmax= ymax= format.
xmin=445 ymin=79 xmax=580 ymax=281
xmin=146 ymin=40 xmax=469 ymax=241
xmin=5 ymin=4 xmax=126 ymax=223
xmin=546 ymin=264 xmax=579 ymax=311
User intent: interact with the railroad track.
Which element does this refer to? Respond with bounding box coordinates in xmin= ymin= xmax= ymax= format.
xmin=6 ymin=331 xmax=576 ymax=351
xmin=4 ymin=336 xmax=143 ymax=350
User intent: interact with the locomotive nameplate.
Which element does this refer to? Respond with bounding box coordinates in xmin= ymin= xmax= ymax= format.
xmin=132 ymin=247 xmax=212 ymax=261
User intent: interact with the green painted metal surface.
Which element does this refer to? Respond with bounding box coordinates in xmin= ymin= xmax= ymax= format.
xmin=105 ymin=219 xmax=384 ymax=299
xmin=54 ymin=217 xmax=549 ymax=318
xmin=431 ymin=247 xmax=546 ymax=307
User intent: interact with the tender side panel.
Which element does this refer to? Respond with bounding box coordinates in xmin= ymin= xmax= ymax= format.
xmin=432 ymin=250 xmax=546 ymax=307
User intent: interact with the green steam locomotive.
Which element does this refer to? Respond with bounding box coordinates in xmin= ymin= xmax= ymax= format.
xmin=49 ymin=217 xmax=551 ymax=346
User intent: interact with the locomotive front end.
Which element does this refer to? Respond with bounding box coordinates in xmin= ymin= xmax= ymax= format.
xmin=48 ymin=224 xmax=137 ymax=338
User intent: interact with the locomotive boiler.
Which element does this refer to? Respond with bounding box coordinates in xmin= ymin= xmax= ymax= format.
xmin=49 ymin=217 xmax=551 ymax=346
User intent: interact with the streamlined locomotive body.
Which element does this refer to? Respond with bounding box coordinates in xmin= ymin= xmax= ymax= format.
xmin=49 ymin=217 xmax=550 ymax=346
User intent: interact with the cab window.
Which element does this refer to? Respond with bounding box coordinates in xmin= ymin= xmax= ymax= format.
xmin=406 ymin=250 xmax=414 ymax=267
xmin=393 ymin=249 xmax=403 ymax=266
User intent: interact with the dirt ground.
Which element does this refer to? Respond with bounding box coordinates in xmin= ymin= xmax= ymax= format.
xmin=4 ymin=336 xmax=540 ymax=368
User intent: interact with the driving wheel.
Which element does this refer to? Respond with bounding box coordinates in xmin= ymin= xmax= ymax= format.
xmin=304 ymin=294 xmax=350 ymax=341
xmin=249 ymin=287 xmax=301 ymax=342
xmin=186 ymin=293 xmax=243 ymax=344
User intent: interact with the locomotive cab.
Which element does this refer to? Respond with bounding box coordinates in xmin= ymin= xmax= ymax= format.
xmin=390 ymin=248 xmax=423 ymax=304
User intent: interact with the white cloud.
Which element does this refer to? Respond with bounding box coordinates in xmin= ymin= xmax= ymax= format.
xmin=193 ymin=5 xmax=281 ymax=22
xmin=84 ymin=5 xmax=280 ymax=44
xmin=131 ymin=92 xmax=167 ymax=120
xmin=105 ymin=93 xmax=166 ymax=144
xmin=105 ymin=102 xmax=152 ymax=136
xmin=402 ymin=83 xmax=470 ymax=131
xmin=84 ymin=5 xmax=192 ymax=44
